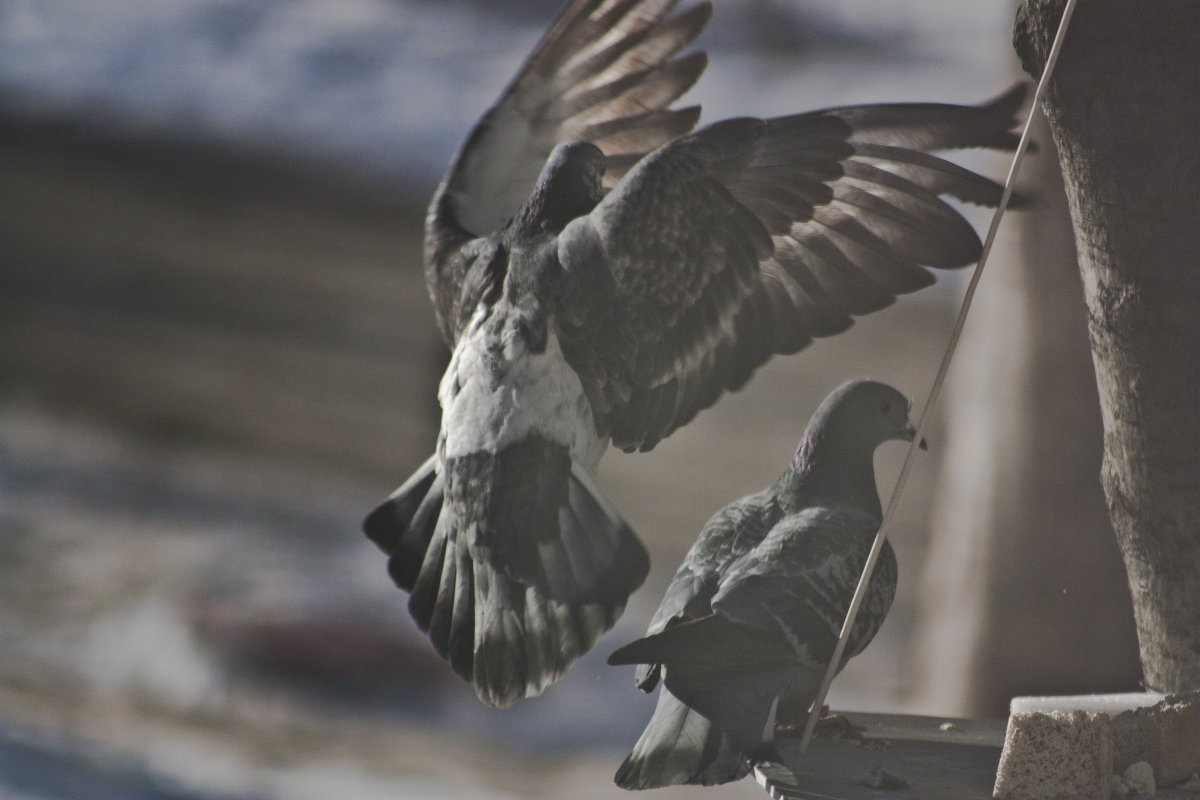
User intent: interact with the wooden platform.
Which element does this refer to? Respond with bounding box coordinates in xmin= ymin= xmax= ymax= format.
xmin=757 ymin=713 xmax=1005 ymax=800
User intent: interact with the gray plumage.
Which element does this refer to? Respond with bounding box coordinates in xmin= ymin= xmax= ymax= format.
xmin=609 ymin=379 xmax=911 ymax=789
xmin=365 ymin=0 xmax=1024 ymax=709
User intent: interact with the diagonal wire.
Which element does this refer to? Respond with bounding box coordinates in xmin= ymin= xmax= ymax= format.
xmin=797 ymin=0 xmax=1081 ymax=753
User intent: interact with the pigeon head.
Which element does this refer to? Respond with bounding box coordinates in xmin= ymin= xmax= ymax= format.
xmin=810 ymin=379 xmax=919 ymax=450
xmin=784 ymin=379 xmax=921 ymax=516
xmin=513 ymin=141 xmax=605 ymax=238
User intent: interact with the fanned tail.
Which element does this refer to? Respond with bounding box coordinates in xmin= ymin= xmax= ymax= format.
xmin=367 ymin=443 xmax=649 ymax=707
xmin=615 ymin=687 xmax=749 ymax=789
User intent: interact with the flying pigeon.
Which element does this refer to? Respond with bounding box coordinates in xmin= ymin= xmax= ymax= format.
xmin=608 ymin=379 xmax=914 ymax=789
xmin=364 ymin=0 xmax=1026 ymax=709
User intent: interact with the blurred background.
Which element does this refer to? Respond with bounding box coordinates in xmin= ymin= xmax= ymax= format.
xmin=0 ymin=0 xmax=1142 ymax=797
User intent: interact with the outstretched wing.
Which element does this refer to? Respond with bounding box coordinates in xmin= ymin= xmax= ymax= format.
xmin=425 ymin=0 xmax=712 ymax=345
xmin=556 ymin=84 xmax=1027 ymax=452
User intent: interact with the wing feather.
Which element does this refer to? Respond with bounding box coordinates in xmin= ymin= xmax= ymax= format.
xmin=424 ymin=0 xmax=712 ymax=345
xmin=711 ymin=508 xmax=898 ymax=666
xmin=557 ymin=84 xmax=1027 ymax=451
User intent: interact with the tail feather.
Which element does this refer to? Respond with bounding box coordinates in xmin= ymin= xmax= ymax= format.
xmin=365 ymin=454 xmax=443 ymax=592
xmin=407 ymin=519 xmax=446 ymax=632
xmin=473 ymin=568 xmax=603 ymax=706
xmin=422 ymin=521 xmax=462 ymax=669
xmin=369 ymin=440 xmax=649 ymax=707
xmin=400 ymin=512 xmax=475 ymax=684
xmin=615 ymin=687 xmax=749 ymax=789
xmin=468 ymin=461 xmax=649 ymax=707
xmin=471 ymin=559 xmax=525 ymax=701
xmin=448 ymin=529 xmax=476 ymax=678
xmin=520 ymin=588 xmax=557 ymax=695
xmin=610 ymin=614 xmax=804 ymax=751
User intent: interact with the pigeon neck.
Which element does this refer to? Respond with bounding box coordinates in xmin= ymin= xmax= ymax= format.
xmin=781 ymin=432 xmax=883 ymax=519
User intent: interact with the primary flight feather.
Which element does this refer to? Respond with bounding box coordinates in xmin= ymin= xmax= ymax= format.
xmin=365 ymin=0 xmax=1025 ymax=708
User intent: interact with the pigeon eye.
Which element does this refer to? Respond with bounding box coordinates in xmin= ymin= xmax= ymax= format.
xmin=879 ymin=400 xmax=893 ymax=415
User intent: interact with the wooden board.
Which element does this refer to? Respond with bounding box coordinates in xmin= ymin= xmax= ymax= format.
xmin=756 ymin=713 xmax=1006 ymax=800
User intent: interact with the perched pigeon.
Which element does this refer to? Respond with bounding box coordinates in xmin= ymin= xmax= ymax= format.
xmin=608 ymin=379 xmax=914 ymax=789
xmin=364 ymin=0 xmax=1025 ymax=708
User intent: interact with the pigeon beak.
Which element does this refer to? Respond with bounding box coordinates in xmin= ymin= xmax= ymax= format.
xmin=904 ymin=423 xmax=928 ymax=451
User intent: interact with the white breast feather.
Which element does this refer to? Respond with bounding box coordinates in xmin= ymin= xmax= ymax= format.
xmin=438 ymin=311 xmax=605 ymax=469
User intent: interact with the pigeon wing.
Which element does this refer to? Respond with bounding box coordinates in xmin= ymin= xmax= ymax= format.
xmin=426 ymin=0 xmax=711 ymax=345
xmin=609 ymin=613 xmax=795 ymax=672
xmin=630 ymin=489 xmax=780 ymax=689
xmin=555 ymin=85 xmax=1027 ymax=452
xmin=711 ymin=507 xmax=898 ymax=669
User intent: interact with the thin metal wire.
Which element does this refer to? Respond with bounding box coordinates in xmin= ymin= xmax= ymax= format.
xmin=797 ymin=0 xmax=1080 ymax=752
